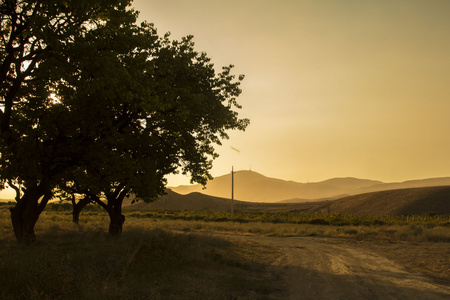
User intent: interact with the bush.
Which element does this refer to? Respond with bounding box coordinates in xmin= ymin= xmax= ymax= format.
xmin=309 ymin=218 xmax=330 ymax=225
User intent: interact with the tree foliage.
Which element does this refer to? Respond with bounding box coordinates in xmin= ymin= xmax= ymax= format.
xmin=0 ymin=0 xmax=248 ymax=241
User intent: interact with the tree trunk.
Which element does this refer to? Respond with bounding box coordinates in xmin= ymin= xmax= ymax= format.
xmin=72 ymin=196 xmax=91 ymax=224
xmin=107 ymin=208 xmax=125 ymax=237
xmin=9 ymin=185 xmax=51 ymax=244
xmin=106 ymin=188 xmax=128 ymax=237
xmin=10 ymin=205 xmax=39 ymax=244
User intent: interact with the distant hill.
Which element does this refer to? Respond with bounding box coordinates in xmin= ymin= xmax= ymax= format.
xmin=124 ymin=185 xmax=450 ymax=216
xmin=143 ymin=189 xmax=233 ymax=211
xmin=356 ymin=177 xmax=450 ymax=194
xmin=170 ymin=171 xmax=383 ymax=202
xmin=312 ymin=186 xmax=450 ymax=216
xmin=170 ymin=171 xmax=450 ymax=203
xmin=123 ymin=189 xmax=322 ymax=213
xmin=124 ymin=189 xmax=239 ymax=211
xmin=124 ymin=171 xmax=450 ymax=215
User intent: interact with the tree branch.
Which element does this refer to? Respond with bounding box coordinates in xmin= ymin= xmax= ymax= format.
xmin=7 ymin=180 xmax=21 ymax=202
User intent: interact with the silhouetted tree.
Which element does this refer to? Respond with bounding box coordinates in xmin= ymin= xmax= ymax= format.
xmin=1 ymin=0 xmax=248 ymax=241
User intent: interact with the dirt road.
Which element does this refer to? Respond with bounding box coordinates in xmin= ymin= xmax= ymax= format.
xmin=228 ymin=235 xmax=450 ymax=299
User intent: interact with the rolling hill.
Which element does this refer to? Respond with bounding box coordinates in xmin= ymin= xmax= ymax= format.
xmin=356 ymin=177 xmax=450 ymax=194
xmin=169 ymin=170 xmax=450 ymax=203
xmin=125 ymin=185 xmax=450 ymax=216
xmin=170 ymin=170 xmax=383 ymax=202
xmin=312 ymin=185 xmax=450 ymax=216
xmin=124 ymin=189 xmax=321 ymax=213
xmin=124 ymin=171 xmax=450 ymax=215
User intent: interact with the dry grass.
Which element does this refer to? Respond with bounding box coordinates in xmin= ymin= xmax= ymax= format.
xmin=0 ymin=207 xmax=282 ymax=300
xmin=149 ymin=217 xmax=450 ymax=243
xmin=1 ymin=204 xmax=449 ymax=299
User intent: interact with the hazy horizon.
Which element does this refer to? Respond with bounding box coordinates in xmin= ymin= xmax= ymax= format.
xmin=167 ymin=169 xmax=450 ymax=188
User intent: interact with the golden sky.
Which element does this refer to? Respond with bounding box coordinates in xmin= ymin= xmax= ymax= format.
xmin=131 ymin=0 xmax=450 ymax=186
xmin=2 ymin=1 xmax=449 ymax=199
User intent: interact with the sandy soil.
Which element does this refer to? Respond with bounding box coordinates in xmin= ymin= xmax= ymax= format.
xmin=225 ymin=235 xmax=450 ymax=300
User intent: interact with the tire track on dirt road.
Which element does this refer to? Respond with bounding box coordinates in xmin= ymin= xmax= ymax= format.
xmin=229 ymin=235 xmax=450 ymax=300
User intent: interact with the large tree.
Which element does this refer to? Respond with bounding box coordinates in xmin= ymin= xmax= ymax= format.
xmin=1 ymin=0 xmax=248 ymax=242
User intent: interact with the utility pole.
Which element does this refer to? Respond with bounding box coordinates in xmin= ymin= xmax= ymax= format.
xmin=230 ymin=147 xmax=240 ymax=221
xmin=231 ymin=166 xmax=234 ymax=219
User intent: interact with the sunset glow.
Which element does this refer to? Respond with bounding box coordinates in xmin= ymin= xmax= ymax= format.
xmin=3 ymin=0 xmax=448 ymax=201
xmin=131 ymin=0 xmax=450 ymax=186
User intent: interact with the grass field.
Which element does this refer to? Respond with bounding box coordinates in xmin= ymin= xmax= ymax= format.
xmin=0 ymin=205 xmax=283 ymax=300
xmin=1 ymin=204 xmax=449 ymax=299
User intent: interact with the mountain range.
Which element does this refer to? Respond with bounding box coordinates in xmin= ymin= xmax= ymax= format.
xmin=169 ymin=170 xmax=450 ymax=203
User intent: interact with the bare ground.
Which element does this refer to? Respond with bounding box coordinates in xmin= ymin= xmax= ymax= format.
xmin=220 ymin=234 xmax=450 ymax=300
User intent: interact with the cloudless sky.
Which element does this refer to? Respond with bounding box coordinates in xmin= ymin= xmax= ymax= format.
xmin=2 ymin=0 xmax=449 ymax=199
xmin=131 ymin=0 xmax=450 ymax=187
